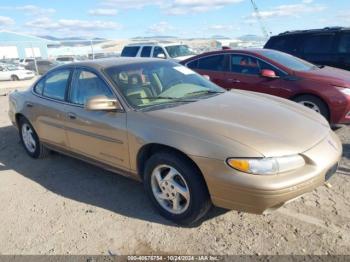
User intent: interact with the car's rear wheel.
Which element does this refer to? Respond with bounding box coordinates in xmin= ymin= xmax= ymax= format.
xmin=19 ymin=118 xmax=49 ymax=159
xmin=11 ymin=75 xmax=19 ymax=81
xmin=144 ymin=152 xmax=211 ymax=225
xmin=294 ymin=95 xmax=329 ymax=120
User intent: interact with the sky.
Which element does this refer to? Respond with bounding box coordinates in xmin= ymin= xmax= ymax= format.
xmin=0 ymin=0 xmax=349 ymax=39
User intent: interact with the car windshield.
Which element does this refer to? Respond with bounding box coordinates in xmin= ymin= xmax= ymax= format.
xmin=105 ymin=61 xmax=224 ymax=109
xmin=6 ymin=65 xmax=21 ymax=71
xmin=262 ymin=50 xmax=316 ymax=71
xmin=165 ymin=45 xmax=195 ymax=58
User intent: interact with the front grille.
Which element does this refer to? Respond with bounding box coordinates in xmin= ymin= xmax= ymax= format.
xmin=325 ymin=163 xmax=338 ymax=181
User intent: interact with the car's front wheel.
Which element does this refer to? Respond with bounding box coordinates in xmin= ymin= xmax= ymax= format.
xmin=19 ymin=118 xmax=49 ymax=159
xmin=294 ymin=95 xmax=329 ymax=121
xmin=11 ymin=75 xmax=19 ymax=81
xmin=144 ymin=151 xmax=211 ymax=225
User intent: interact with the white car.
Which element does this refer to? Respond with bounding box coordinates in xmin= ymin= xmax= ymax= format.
xmin=0 ymin=65 xmax=35 ymax=81
xmin=19 ymin=58 xmax=35 ymax=66
xmin=56 ymin=56 xmax=79 ymax=64
xmin=121 ymin=42 xmax=196 ymax=62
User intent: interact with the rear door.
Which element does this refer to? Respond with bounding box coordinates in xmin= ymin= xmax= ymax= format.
xmin=299 ymin=33 xmax=338 ymax=67
xmin=65 ymin=68 xmax=129 ymax=169
xmin=336 ymin=31 xmax=350 ymax=70
xmin=140 ymin=46 xmax=152 ymax=57
xmin=186 ymin=54 xmax=228 ymax=88
xmin=31 ymin=69 xmax=72 ymax=147
xmin=223 ymin=53 xmax=291 ymax=98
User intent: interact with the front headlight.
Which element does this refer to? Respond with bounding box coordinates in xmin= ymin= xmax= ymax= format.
xmin=226 ymin=155 xmax=305 ymax=175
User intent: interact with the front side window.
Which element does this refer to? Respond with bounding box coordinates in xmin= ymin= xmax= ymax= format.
xmin=231 ymin=55 xmax=260 ymax=75
xmin=69 ymin=70 xmax=114 ymax=105
xmin=42 ymin=70 xmax=71 ymax=100
xmin=153 ymin=47 xmax=166 ymax=58
xmin=338 ymin=33 xmax=350 ymax=53
xmin=302 ymin=34 xmax=335 ymax=54
xmin=197 ymin=55 xmax=227 ymax=71
xmin=121 ymin=46 xmax=140 ymax=57
xmin=141 ymin=46 xmax=152 ymax=57
xmin=106 ymin=62 xmax=224 ymax=109
xmin=230 ymin=54 xmax=284 ymax=76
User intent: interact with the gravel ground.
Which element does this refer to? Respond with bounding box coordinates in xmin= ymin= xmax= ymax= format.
xmin=0 ymin=87 xmax=349 ymax=255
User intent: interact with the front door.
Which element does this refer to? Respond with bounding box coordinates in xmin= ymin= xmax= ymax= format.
xmin=223 ymin=54 xmax=292 ymax=98
xmin=64 ymin=68 xmax=129 ymax=169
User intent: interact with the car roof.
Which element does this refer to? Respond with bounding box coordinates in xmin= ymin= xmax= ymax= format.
xmin=53 ymin=57 xmax=168 ymax=70
xmin=275 ymin=26 xmax=350 ymax=36
xmin=182 ymin=48 xmax=278 ymax=59
xmin=125 ymin=42 xmax=182 ymax=47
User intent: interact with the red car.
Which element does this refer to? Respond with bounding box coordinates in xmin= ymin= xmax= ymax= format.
xmin=181 ymin=49 xmax=350 ymax=125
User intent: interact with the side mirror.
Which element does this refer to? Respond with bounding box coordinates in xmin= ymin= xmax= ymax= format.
xmin=85 ymin=96 xmax=122 ymax=111
xmin=202 ymin=75 xmax=211 ymax=81
xmin=261 ymin=69 xmax=279 ymax=79
xmin=156 ymin=53 xmax=166 ymax=59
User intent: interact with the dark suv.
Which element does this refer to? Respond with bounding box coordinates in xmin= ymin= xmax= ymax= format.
xmin=264 ymin=27 xmax=350 ymax=71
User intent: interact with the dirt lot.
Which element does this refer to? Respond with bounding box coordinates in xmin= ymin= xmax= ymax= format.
xmin=0 ymin=81 xmax=349 ymax=255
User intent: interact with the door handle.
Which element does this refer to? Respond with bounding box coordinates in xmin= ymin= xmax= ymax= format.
xmin=26 ymin=103 xmax=33 ymax=108
xmin=67 ymin=112 xmax=77 ymax=120
xmin=227 ymin=79 xmax=241 ymax=83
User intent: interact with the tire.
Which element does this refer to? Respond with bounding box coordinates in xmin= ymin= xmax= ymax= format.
xmin=18 ymin=117 xmax=49 ymax=159
xmin=144 ymin=151 xmax=212 ymax=225
xmin=11 ymin=75 xmax=19 ymax=81
xmin=293 ymin=95 xmax=329 ymax=121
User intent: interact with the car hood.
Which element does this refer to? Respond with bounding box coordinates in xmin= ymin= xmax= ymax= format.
xmin=171 ymin=55 xmax=195 ymax=62
xmin=146 ymin=91 xmax=330 ymax=157
xmin=295 ymin=66 xmax=350 ymax=88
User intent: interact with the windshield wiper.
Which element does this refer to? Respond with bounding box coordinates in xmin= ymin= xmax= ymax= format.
xmin=185 ymin=90 xmax=225 ymax=96
xmin=138 ymin=96 xmax=196 ymax=102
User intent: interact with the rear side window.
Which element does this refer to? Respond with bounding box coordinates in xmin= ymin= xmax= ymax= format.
xmin=338 ymin=32 xmax=350 ymax=53
xmin=197 ymin=55 xmax=227 ymax=71
xmin=121 ymin=46 xmax=140 ymax=57
xmin=265 ymin=36 xmax=299 ymax=53
xmin=187 ymin=60 xmax=198 ymax=69
xmin=302 ymin=34 xmax=335 ymax=54
xmin=141 ymin=46 xmax=152 ymax=57
xmin=42 ymin=70 xmax=71 ymax=101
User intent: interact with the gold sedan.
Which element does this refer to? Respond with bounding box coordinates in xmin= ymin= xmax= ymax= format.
xmin=8 ymin=58 xmax=342 ymax=225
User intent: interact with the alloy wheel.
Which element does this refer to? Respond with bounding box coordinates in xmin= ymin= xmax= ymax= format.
xmin=21 ymin=123 xmax=36 ymax=153
xmin=298 ymin=101 xmax=321 ymax=113
xmin=150 ymin=164 xmax=190 ymax=215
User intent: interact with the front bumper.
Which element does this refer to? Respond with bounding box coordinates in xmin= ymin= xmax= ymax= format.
xmin=193 ymin=131 xmax=342 ymax=214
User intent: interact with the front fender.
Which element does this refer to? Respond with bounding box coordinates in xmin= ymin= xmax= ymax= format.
xmin=126 ymin=111 xmax=263 ymax=172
